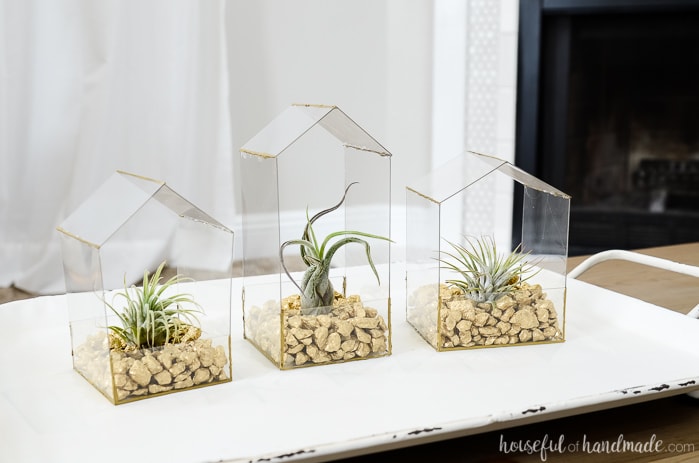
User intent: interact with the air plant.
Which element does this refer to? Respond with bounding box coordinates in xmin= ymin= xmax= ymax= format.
xmin=280 ymin=183 xmax=392 ymax=316
xmin=106 ymin=261 xmax=203 ymax=349
xmin=439 ymin=235 xmax=539 ymax=304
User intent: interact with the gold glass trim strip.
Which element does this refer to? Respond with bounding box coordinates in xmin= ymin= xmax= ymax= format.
xmin=55 ymin=226 xmax=100 ymax=249
xmin=343 ymin=143 xmax=392 ymax=157
xmin=116 ymin=170 xmax=165 ymax=185
xmin=279 ymin=304 xmax=286 ymax=370
xmin=74 ymin=368 xmax=117 ymax=405
xmin=436 ymin=337 xmax=565 ymax=352
xmin=292 ymin=103 xmax=337 ymax=109
xmin=406 ymin=314 xmax=439 ymax=349
xmin=436 ymin=292 xmax=443 ymax=349
xmin=244 ymin=335 xmax=283 ymax=369
xmin=279 ymin=351 xmax=392 ymax=370
xmin=561 ymin=287 xmax=567 ymax=339
xmin=240 ymin=148 xmax=275 ymax=159
xmin=387 ymin=296 xmax=393 ymax=355
xmin=77 ymin=364 xmax=233 ymax=406
xmin=406 ymin=186 xmax=440 ymax=204
xmin=115 ymin=376 xmax=232 ymax=405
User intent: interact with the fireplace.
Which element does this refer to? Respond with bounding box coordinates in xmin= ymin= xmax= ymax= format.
xmin=515 ymin=0 xmax=699 ymax=255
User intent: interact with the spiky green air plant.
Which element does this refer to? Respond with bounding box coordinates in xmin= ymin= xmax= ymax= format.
xmin=439 ymin=235 xmax=539 ymax=304
xmin=106 ymin=261 xmax=203 ymax=349
xmin=280 ymin=183 xmax=392 ymax=316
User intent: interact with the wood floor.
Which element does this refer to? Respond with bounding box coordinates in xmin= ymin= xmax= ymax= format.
xmin=0 ymin=285 xmax=34 ymax=305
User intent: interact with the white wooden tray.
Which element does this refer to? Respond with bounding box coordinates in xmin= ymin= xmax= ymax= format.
xmin=2 ymin=259 xmax=699 ymax=463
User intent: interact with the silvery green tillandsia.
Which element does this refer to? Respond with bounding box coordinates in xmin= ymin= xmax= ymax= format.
xmin=439 ymin=235 xmax=539 ymax=304
xmin=280 ymin=183 xmax=392 ymax=316
xmin=106 ymin=261 xmax=203 ymax=349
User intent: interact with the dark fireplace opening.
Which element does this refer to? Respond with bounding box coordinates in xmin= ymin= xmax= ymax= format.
xmin=515 ymin=1 xmax=699 ymax=256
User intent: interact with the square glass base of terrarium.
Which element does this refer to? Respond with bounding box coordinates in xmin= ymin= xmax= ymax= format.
xmin=73 ymin=331 xmax=231 ymax=404
xmin=245 ymin=291 xmax=390 ymax=369
xmin=408 ymin=283 xmax=564 ymax=351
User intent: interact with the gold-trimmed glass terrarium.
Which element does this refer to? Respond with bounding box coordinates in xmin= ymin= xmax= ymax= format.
xmin=406 ymin=151 xmax=570 ymax=351
xmin=57 ymin=171 xmax=234 ymax=404
xmin=240 ymin=104 xmax=392 ymax=369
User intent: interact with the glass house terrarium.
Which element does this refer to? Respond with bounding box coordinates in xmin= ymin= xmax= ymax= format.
xmin=406 ymin=151 xmax=570 ymax=351
xmin=57 ymin=171 xmax=234 ymax=404
xmin=240 ymin=104 xmax=392 ymax=369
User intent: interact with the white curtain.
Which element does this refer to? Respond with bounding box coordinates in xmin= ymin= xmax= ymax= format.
xmin=0 ymin=0 xmax=234 ymax=294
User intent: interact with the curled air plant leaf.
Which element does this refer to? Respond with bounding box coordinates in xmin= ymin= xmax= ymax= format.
xmin=280 ymin=182 xmax=392 ymax=316
xmin=439 ymin=235 xmax=539 ymax=304
xmin=106 ymin=261 xmax=203 ymax=349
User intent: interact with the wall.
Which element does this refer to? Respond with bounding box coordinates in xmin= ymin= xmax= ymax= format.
xmin=225 ymin=0 xmax=435 ymax=253
xmin=431 ymin=0 xmax=520 ymax=249
xmin=225 ymin=0 xmax=521 ymax=259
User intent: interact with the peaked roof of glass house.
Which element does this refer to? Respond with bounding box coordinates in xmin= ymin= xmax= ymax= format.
xmin=407 ymin=151 xmax=570 ymax=204
xmin=56 ymin=171 xmax=231 ymax=249
xmin=240 ymin=103 xmax=392 ymax=159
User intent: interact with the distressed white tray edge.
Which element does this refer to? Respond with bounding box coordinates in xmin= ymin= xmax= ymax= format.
xmin=226 ymin=377 xmax=699 ymax=463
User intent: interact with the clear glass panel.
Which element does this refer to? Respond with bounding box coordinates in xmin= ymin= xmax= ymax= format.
xmin=407 ymin=150 xmax=505 ymax=204
xmin=99 ymin=195 xmax=176 ymax=289
xmin=240 ymin=104 xmax=392 ymax=369
xmin=240 ymin=148 xmax=281 ymax=280
xmin=406 ymin=151 xmax=570 ymax=351
xmin=240 ymin=104 xmax=331 ymax=158
xmin=57 ymin=171 xmax=234 ymax=404
xmin=240 ymin=104 xmax=391 ymax=159
xmin=496 ymin=161 xmax=569 ymax=199
xmin=58 ymin=172 xmax=161 ymax=248
xmin=405 ymin=189 xmax=441 ymax=348
xmin=521 ymin=186 xmax=570 ymax=272
xmin=243 ymin=276 xmax=284 ymax=367
xmin=344 ymin=145 xmax=391 ymax=304
xmin=318 ymin=106 xmax=390 ymax=156
xmin=58 ymin=235 xmax=114 ymax=401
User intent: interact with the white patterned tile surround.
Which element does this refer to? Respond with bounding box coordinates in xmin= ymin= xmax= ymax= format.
xmin=432 ymin=0 xmax=520 ymax=248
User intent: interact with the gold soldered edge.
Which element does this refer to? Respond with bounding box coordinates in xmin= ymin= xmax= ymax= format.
xmin=343 ymin=143 xmax=392 ymax=157
xmin=55 ymin=226 xmax=100 ymax=249
xmin=406 ymin=186 xmax=440 ymax=204
xmin=292 ymin=103 xmax=337 ymax=109
xmin=116 ymin=170 xmax=165 ymax=186
xmin=240 ymin=148 xmax=275 ymax=159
